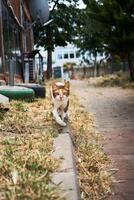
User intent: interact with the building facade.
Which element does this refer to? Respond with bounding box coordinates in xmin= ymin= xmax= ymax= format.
xmin=38 ymin=43 xmax=106 ymax=79
xmin=54 ymin=44 xmax=82 ymax=68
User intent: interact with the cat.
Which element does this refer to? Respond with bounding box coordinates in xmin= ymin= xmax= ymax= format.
xmin=51 ymin=80 xmax=70 ymax=126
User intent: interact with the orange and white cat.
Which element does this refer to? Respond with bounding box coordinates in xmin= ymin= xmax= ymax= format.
xmin=51 ymin=80 xmax=70 ymax=126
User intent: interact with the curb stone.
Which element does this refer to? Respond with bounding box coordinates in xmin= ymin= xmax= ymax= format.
xmin=52 ymin=128 xmax=81 ymax=200
xmin=0 ymin=94 xmax=10 ymax=109
xmin=0 ymin=94 xmax=9 ymax=104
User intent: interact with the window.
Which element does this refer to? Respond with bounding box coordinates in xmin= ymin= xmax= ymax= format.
xmin=58 ymin=54 xmax=62 ymax=59
xmin=64 ymin=53 xmax=68 ymax=59
xmin=70 ymin=53 xmax=74 ymax=59
xmin=76 ymin=51 xmax=80 ymax=58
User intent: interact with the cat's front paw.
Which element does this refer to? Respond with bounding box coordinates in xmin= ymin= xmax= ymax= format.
xmin=59 ymin=121 xmax=67 ymax=127
xmin=62 ymin=112 xmax=69 ymax=121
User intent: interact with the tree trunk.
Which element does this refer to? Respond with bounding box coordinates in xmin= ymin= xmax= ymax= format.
xmin=94 ymin=56 xmax=97 ymax=77
xmin=97 ymin=63 xmax=100 ymax=77
xmin=83 ymin=66 xmax=86 ymax=78
xmin=46 ymin=25 xmax=53 ymax=79
xmin=46 ymin=48 xmax=52 ymax=79
xmin=0 ymin=0 xmax=5 ymax=73
xmin=121 ymin=54 xmax=127 ymax=72
xmin=122 ymin=60 xmax=126 ymax=72
xmin=128 ymin=53 xmax=134 ymax=82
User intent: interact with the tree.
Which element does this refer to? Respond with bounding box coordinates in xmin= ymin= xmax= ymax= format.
xmin=74 ymin=7 xmax=105 ymax=76
xmin=82 ymin=0 xmax=134 ymax=81
xmin=34 ymin=0 xmax=79 ymax=79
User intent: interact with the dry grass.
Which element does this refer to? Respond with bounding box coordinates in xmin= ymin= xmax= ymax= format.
xmin=0 ymin=81 xmax=113 ymax=200
xmin=88 ymin=72 xmax=134 ymax=88
xmin=69 ymin=94 xmax=113 ymax=200
xmin=0 ymin=92 xmax=65 ymax=200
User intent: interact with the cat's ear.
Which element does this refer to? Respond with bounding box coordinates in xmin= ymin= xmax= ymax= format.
xmin=64 ymin=80 xmax=70 ymax=89
xmin=52 ymin=81 xmax=57 ymax=90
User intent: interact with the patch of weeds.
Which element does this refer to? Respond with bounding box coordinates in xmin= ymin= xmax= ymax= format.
xmin=69 ymin=94 xmax=113 ymax=200
xmin=0 ymin=110 xmax=7 ymax=120
xmin=12 ymin=101 xmax=28 ymax=112
xmin=92 ymin=72 xmax=134 ymax=88
xmin=0 ymin=134 xmax=62 ymax=200
xmin=0 ymin=97 xmax=65 ymax=200
xmin=46 ymin=127 xmax=59 ymax=138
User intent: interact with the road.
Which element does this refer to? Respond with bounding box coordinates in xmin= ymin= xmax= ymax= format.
xmin=71 ymin=80 xmax=134 ymax=200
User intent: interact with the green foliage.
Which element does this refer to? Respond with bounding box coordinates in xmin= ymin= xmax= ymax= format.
xmin=74 ymin=4 xmax=105 ymax=61
xmin=75 ymin=0 xmax=134 ymax=80
xmin=82 ymin=0 xmax=134 ymax=56
xmin=34 ymin=0 xmax=79 ymax=50
xmin=34 ymin=0 xmax=80 ymax=78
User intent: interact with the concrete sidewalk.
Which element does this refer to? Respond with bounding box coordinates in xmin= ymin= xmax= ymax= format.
xmin=71 ymin=80 xmax=134 ymax=200
xmin=53 ymin=126 xmax=81 ymax=200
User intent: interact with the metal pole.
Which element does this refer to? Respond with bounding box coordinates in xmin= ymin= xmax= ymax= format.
xmin=9 ymin=59 xmax=14 ymax=86
xmin=0 ymin=0 xmax=5 ymax=73
xmin=24 ymin=62 xmax=29 ymax=83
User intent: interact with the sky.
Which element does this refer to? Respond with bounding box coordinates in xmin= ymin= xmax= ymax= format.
xmin=78 ymin=0 xmax=86 ymax=8
xmin=49 ymin=0 xmax=85 ymax=9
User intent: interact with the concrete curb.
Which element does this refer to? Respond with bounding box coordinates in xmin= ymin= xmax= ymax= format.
xmin=0 ymin=94 xmax=9 ymax=104
xmin=0 ymin=94 xmax=10 ymax=110
xmin=52 ymin=129 xmax=81 ymax=200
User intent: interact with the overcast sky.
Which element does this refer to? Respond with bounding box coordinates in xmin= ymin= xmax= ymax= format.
xmin=49 ymin=0 xmax=85 ymax=10
xmin=78 ymin=0 xmax=85 ymax=8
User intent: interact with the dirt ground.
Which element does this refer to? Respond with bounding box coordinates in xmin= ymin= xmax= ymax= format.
xmin=71 ymin=80 xmax=134 ymax=200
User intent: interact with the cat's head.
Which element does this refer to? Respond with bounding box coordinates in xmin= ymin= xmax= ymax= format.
xmin=51 ymin=81 xmax=70 ymax=101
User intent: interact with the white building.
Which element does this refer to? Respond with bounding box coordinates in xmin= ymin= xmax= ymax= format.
xmin=54 ymin=44 xmax=82 ymax=67
xmin=37 ymin=43 xmax=82 ymax=68
xmin=35 ymin=44 xmax=83 ymax=79
xmin=35 ymin=43 xmax=106 ymax=79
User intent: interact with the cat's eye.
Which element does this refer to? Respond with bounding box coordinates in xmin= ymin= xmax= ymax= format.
xmin=55 ymin=92 xmax=59 ymax=95
xmin=63 ymin=92 xmax=67 ymax=95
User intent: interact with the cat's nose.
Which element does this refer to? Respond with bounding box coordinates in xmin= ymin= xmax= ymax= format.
xmin=60 ymin=96 xmax=63 ymax=100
